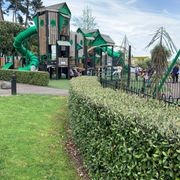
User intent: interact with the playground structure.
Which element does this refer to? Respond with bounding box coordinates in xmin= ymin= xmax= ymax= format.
xmin=0 ymin=2 xmax=179 ymax=96
xmin=1 ymin=2 xmax=124 ymax=79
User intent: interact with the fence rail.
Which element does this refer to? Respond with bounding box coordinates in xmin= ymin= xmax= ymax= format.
xmin=99 ymin=77 xmax=180 ymax=106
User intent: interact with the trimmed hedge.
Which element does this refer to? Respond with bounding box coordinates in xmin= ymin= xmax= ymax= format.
xmin=0 ymin=69 xmax=49 ymax=86
xmin=69 ymin=76 xmax=180 ymax=179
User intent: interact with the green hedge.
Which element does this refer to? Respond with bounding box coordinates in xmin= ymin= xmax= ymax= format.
xmin=0 ymin=69 xmax=49 ymax=86
xmin=69 ymin=76 xmax=180 ymax=179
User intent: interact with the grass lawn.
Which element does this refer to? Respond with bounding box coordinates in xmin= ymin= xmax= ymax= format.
xmin=48 ymin=79 xmax=70 ymax=90
xmin=0 ymin=95 xmax=79 ymax=179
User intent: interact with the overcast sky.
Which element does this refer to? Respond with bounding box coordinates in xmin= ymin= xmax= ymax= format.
xmin=4 ymin=0 xmax=180 ymax=56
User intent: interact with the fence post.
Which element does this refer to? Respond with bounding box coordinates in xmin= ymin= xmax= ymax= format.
xmin=141 ymin=78 xmax=146 ymax=94
xmin=11 ymin=74 xmax=17 ymax=95
xmin=127 ymin=45 xmax=131 ymax=87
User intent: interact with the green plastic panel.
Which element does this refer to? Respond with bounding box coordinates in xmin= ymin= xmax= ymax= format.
xmin=93 ymin=35 xmax=106 ymax=46
xmin=59 ymin=15 xmax=64 ymax=33
xmin=40 ymin=19 xmax=44 ymax=27
xmin=50 ymin=19 xmax=56 ymax=27
xmin=58 ymin=4 xmax=71 ymax=16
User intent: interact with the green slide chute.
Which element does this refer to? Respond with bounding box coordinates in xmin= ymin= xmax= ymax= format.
xmin=105 ymin=47 xmax=121 ymax=58
xmin=2 ymin=62 xmax=13 ymax=69
xmin=13 ymin=26 xmax=39 ymax=71
xmin=101 ymin=47 xmax=124 ymax=65
xmin=100 ymin=47 xmax=121 ymax=58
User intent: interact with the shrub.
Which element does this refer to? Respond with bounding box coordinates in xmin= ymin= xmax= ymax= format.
xmin=69 ymin=76 xmax=180 ymax=179
xmin=0 ymin=69 xmax=49 ymax=86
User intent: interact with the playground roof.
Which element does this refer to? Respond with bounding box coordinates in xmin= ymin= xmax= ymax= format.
xmin=101 ymin=34 xmax=115 ymax=45
xmin=37 ymin=2 xmax=71 ymax=16
xmin=77 ymin=28 xmax=100 ymax=38
xmin=81 ymin=29 xmax=99 ymax=34
xmin=92 ymin=33 xmax=115 ymax=47
xmin=0 ymin=9 xmax=4 ymax=21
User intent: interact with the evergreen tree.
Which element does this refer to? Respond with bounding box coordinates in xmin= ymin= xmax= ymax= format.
xmin=0 ymin=0 xmax=4 ymax=8
xmin=31 ymin=0 xmax=44 ymax=14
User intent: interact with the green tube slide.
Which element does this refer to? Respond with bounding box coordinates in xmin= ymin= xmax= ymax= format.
xmin=13 ymin=26 xmax=39 ymax=71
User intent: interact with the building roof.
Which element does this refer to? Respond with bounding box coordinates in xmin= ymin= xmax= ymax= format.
xmin=37 ymin=3 xmax=63 ymax=12
xmin=0 ymin=9 xmax=4 ymax=21
xmin=37 ymin=2 xmax=71 ymax=16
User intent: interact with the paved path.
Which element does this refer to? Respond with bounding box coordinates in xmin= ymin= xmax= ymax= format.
xmin=0 ymin=81 xmax=69 ymax=96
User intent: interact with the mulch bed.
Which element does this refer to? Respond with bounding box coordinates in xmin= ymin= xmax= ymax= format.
xmin=65 ymin=129 xmax=90 ymax=180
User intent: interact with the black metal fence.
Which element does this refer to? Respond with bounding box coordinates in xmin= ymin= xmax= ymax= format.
xmin=99 ymin=76 xmax=180 ymax=107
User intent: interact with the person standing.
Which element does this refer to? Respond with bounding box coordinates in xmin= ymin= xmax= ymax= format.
xmin=135 ymin=66 xmax=140 ymax=81
xmin=171 ymin=65 xmax=179 ymax=83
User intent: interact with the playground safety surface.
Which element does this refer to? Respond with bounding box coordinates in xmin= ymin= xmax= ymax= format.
xmin=0 ymin=81 xmax=68 ymax=96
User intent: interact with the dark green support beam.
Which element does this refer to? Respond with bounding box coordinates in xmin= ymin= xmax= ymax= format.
xmin=155 ymin=49 xmax=180 ymax=96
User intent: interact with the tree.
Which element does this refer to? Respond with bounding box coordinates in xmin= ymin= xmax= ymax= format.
xmin=146 ymin=27 xmax=173 ymax=94
xmin=0 ymin=0 xmax=4 ymax=9
xmin=146 ymin=27 xmax=177 ymax=54
xmin=5 ymin=0 xmax=44 ymax=26
xmin=6 ymin=0 xmax=24 ymax=23
xmin=0 ymin=21 xmax=25 ymax=55
xmin=134 ymin=57 xmax=151 ymax=70
xmin=72 ymin=6 xmax=98 ymax=30
xmin=31 ymin=0 xmax=44 ymax=14
xmin=0 ymin=0 xmax=6 ymax=20
xmin=151 ymin=44 xmax=170 ymax=78
xmin=21 ymin=0 xmax=31 ymax=26
xmin=21 ymin=0 xmax=44 ymax=26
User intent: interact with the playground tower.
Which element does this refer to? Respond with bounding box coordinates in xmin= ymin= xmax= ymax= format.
xmin=35 ymin=3 xmax=71 ymax=79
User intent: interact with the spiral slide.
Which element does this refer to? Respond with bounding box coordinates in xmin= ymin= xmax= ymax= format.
xmin=13 ymin=26 xmax=39 ymax=71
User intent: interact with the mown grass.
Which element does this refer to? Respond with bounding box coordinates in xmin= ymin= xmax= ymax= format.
xmin=0 ymin=95 xmax=79 ymax=180
xmin=48 ymin=79 xmax=70 ymax=90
